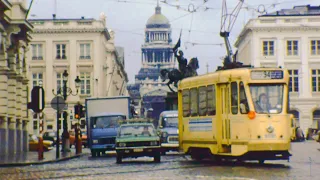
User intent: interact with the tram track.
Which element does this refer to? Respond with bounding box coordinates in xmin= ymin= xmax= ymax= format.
xmin=0 ymin=154 xmax=294 ymax=177
xmin=0 ymin=157 xmax=188 ymax=175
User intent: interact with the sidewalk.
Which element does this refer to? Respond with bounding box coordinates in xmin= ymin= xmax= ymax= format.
xmin=0 ymin=148 xmax=89 ymax=167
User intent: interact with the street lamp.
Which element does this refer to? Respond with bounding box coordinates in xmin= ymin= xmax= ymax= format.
xmin=52 ymin=70 xmax=81 ymax=154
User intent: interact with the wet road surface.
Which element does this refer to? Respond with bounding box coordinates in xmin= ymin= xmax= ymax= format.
xmin=0 ymin=141 xmax=319 ymax=180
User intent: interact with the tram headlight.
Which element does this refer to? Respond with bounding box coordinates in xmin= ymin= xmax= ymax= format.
xmin=248 ymin=111 xmax=256 ymax=120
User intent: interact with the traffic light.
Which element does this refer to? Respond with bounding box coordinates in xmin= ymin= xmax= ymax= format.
xmin=74 ymin=104 xmax=84 ymax=119
xmin=28 ymin=86 xmax=45 ymax=113
xmin=80 ymin=106 xmax=85 ymax=118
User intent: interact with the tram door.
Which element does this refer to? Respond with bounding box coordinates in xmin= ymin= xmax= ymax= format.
xmin=220 ymin=83 xmax=231 ymax=146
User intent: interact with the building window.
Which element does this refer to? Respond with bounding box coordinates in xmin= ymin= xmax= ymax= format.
xmin=31 ymin=44 xmax=43 ymax=60
xmin=312 ymin=110 xmax=320 ymax=129
xmin=32 ymin=73 xmax=43 ymax=87
xmin=311 ymin=69 xmax=320 ymax=92
xmin=33 ymin=121 xmax=38 ymax=130
xmin=286 ymin=40 xmax=298 ymax=56
xmin=80 ymin=72 xmax=91 ymax=95
xmin=262 ymin=41 xmax=274 ymax=56
xmin=80 ymin=43 xmax=91 ymax=59
xmin=56 ymin=72 xmax=64 ymax=93
xmin=56 ymin=44 xmax=66 ymax=59
xmin=311 ymin=40 xmax=320 ymax=55
xmin=47 ymin=125 xmax=53 ymax=130
xmin=288 ymin=70 xmax=299 ymax=92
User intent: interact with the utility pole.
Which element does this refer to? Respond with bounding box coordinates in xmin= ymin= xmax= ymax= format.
xmin=206 ymin=62 xmax=209 ymax=73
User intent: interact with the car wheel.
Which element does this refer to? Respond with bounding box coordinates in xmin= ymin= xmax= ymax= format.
xmin=116 ymin=154 xmax=122 ymax=164
xmin=154 ymin=152 xmax=161 ymax=163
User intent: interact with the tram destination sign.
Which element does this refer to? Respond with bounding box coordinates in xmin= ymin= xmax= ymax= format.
xmin=251 ymin=70 xmax=283 ymax=80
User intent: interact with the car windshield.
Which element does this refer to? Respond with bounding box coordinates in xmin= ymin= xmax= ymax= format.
xmin=162 ymin=117 xmax=178 ymax=127
xmin=119 ymin=125 xmax=156 ymax=137
xmin=250 ymin=84 xmax=284 ymax=114
xmin=92 ymin=115 xmax=125 ymax=129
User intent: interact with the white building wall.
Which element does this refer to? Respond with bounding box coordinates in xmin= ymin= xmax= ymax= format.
xmin=27 ymin=16 xmax=128 ymax=134
xmin=235 ymin=15 xmax=320 ymax=135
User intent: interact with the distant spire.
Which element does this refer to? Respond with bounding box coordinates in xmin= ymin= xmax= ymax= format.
xmin=155 ymin=0 xmax=161 ymax=14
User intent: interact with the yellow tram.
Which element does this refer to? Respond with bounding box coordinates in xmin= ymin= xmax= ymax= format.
xmin=178 ymin=67 xmax=291 ymax=163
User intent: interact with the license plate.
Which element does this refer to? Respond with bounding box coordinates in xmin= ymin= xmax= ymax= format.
xmin=265 ymin=133 xmax=276 ymax=138
xmin=134 ymin=148 xmax=143 ymax=152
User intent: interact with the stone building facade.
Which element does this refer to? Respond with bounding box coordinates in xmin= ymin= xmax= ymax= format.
xmin=27 ymin=14 xmax=128 ymax=135
xmin=0 ymin=0 xmax=33 ymax=156
xmin=127 ymin=4 xmax=176 ymax=120
xmin=235 ymin=5 xmax=320 ymax=134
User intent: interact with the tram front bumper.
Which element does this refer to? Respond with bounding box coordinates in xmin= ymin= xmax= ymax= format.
xmin=247 ymin=141 xmax=291 ymax=151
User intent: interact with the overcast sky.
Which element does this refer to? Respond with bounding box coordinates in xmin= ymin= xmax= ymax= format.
xmin=28 ymin=0 xmax=319 ymax=83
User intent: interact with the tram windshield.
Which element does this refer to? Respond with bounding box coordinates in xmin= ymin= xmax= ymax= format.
xmin=249 ymin=84 xmax=284 ymax=114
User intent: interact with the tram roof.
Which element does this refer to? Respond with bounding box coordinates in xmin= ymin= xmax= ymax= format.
xmin=178 ymin=67 xmax=288 ymax=89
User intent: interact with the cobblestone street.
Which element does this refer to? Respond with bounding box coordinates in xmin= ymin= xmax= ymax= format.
xmin=0 ymin=141 xmax=319 ymax=180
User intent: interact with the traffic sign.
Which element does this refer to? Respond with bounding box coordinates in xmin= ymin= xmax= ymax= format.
xmin=29 ymin=86 xmax=45 ymax=113
xmin=51 ymin=96 xmax=66 ymax=111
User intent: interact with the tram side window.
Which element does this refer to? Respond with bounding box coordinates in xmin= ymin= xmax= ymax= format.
xmin=182 ymin=90 xmax=190 ymax=117
xmin=231 ymin=82 xmax=238 ymax=114
xmin=190 ymin=88 xmax=198 ymax=116
xmin=199 ymin=86 xmax=207 ymax=116
xmin=239 ymin=82 xmax=249 ymax=114
xmin=207 ymin=85 xmax=216 ymax=115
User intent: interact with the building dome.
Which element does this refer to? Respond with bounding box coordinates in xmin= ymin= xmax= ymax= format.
xmin=146 ymin=6 xmax=169 ymax=25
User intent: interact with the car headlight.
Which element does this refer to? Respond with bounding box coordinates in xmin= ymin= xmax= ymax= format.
xmin=93 ymin=139 xmax=98 ymax=144
xmin=162 ymin=132 xmax=168 ymax=137
xmin=118 ymin=142 xmax=126 ymax=147
xmin=150 ymin=141 xmax=158 ymax=146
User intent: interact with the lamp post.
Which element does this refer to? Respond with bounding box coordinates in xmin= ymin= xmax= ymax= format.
xmin=52 ymin=70 xmax=81 ymax=153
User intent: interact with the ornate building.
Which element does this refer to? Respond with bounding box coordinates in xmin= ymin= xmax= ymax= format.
xmin=0 ymin=0 xmax=33 ymax=156
xmin=27 ymin=13 xmax=128 ymax=135
xmin=235 ymin=5 xmax=320 ymax=135
xmin=127 ymin=3 xmax=176 ymax=120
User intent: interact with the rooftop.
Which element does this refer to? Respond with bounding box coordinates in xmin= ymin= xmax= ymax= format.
xmin=146 ymin=5 xmax=170 ymax=27
xmin=260 ymin=5 xmax=320 ymax=17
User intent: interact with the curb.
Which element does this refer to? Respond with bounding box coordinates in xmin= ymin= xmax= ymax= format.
xmin=0 ymin=153 xmax=88 ymax=167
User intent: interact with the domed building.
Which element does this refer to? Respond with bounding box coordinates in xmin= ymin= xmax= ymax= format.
xmin=127 ymin=3 xmax=176 ymax=120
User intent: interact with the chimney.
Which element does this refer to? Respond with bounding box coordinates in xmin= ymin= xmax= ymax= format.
xmin=53 ymin=14 xmax=56 ymax=19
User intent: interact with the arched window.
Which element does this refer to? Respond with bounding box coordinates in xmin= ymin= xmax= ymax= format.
xmin=312 ymin=110 xmax=320 ymax=129
xmin=289 ymin=110 xmax=299 ymax=127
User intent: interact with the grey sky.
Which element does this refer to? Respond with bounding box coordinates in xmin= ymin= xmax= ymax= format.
xmin=28 ymin=0 xmax=319 ymax=83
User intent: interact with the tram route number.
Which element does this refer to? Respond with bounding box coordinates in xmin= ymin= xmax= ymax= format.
xmin=265 ymin=133 xmax=276 ymax=138
xmin=251 ymin=70 xmax=283 ymax=80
